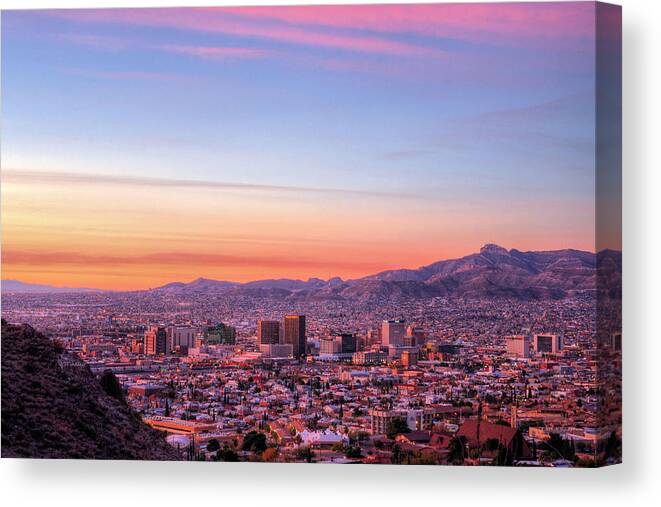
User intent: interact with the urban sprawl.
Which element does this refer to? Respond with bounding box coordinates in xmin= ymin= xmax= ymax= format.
xmin=1 ymin=290 xmax=622 ymax=466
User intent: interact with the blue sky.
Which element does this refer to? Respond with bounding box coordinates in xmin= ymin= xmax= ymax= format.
xmin=1 ymin=4 xmax=618 ymax=289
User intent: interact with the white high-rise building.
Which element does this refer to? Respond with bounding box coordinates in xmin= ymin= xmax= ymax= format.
xmin=381 ymin=319 xmax=406 ymax=347
xmin=166 ymin=326 xmax=197 ymax=351
xmin=505 ymin=335 xmax=531 ymax=358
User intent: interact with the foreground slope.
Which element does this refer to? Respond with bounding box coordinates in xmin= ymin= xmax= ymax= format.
xmin=1 ymin=320 xmax=178 ymax=460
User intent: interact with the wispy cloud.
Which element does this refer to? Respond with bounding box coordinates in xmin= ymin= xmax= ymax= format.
xmin=156 ymin=44 xmax=272 ymax=60
xmin=214 ymin=4 xmax=595 ymax=49
xmin=45 ymin=8 xmax=449 ymax=58
xmin=2 ymin=249 xmax=385 ymax=273
xmin=57 ymin=30 xmax=270 ymax=64
xmin=7 ymin=222 xmax=379 ymax=248
xmin=434 ymin=91 xmax=595 ymax=156
xmin=59 ymin=66 xmax=189 ymax=82
xmin=381 ymin=149 xmax=434 ymax=161
xmin=55 ymin=33 xmax=132 ymax=51
xmin=2 ymin=169 xmax=417 ymax=199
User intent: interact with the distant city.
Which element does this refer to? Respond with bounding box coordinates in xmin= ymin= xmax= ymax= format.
xmin=1 ymin=245 xmax=622 ymax=466
xmin=1 ymin=3 xmax=621 ymax=467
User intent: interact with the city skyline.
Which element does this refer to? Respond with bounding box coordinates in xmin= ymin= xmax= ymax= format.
xmin=0 ymin=2 xmax=622 ymax=468
xmin=2 ymin=4 xmax=607 ymax=290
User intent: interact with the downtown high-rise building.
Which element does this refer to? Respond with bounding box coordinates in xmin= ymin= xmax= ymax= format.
xmin=337 ymin=333 xmax=357 ymax=354
xmin=205 ymin=323 xmax=236 ymax=345
xmin=533 ymin=333 xmax=563 ymax=354
xmin=144 ymin=325 xmax=167 ymax=355
xmin=406 ymin=325 xmax=426 ymax=347
xmin=166 ymin=325 xmax=197 ymax=352
xmin=381 ymin=319 xmax=406 ymax=347
xmin=505 ymin=335 xmax=531 ymax=358
xmin=284 ymin=315 xmax=306 ymax=358
xmin=258 ymin=320 xmax=281 ymax=346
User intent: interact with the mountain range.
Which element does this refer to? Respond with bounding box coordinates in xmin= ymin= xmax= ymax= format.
xmin=146 ymin=244 xmax=621 ymax=301
xmin=2 ymin=244 xmax=621 ymax=300
xmin=0 ymin=279 xmax=98 ymax=293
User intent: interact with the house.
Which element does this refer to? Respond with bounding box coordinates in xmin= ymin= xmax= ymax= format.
xmin=456 ymin=419 xmax=531 ymax=458
xmin=395 ymin=431 xmax=432 ymax=445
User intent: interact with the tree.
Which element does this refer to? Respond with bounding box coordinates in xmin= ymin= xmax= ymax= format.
xmin=391 ymin=443 xmax=404 ymax=464
xmin=297 ymin=446 xmax=315 ymax=463
xmin=482 ymin=438 xmax=500 ymax=452
xmin=216 ymin=445 xmax=239 ymax=462
xmin=576 ymin=457 xmax=598 ymax=468
xmin=542 ymin=433 xmax=576 ymax=462
xmin=386 ymin=417 xmax=411 ymax=439
xmin=493 ymin=443 xmax=513 ymax=466
xmin=332 ymin=443 xmax=346 ymax=453
xmin=345 ymin=445 xmax=363 ymax=459
xmin=241 ymin=431 xmax=267 ymax=453
xmin=604 ymin=431 xmax=621 ymax=460
xmin=351 ymin=430 xmax=370 ymax=443
xmin=99 ymin=370 xmax=124 ymax=401
xmin=447 ymin=436 xmax=467 ymax=465
xmin=206 ymin=438 xmax=220 ymax=453
xmin=409 ymin=450 xmax=437 ymax=465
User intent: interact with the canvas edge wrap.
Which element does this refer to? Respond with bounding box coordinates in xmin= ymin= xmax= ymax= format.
xmin=595 ymin=1 xmax=622 ymax=466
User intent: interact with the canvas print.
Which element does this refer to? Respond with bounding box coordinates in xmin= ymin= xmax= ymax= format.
xmin=1 ymin=2 xmax=621 ymax=466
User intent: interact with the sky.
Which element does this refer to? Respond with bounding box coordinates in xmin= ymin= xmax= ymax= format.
xmin=1 ymin=3 xmax=617 ymax=290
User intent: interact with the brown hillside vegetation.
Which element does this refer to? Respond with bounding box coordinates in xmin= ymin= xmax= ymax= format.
xmin=1 ymin=320 xmax=178 ymax=460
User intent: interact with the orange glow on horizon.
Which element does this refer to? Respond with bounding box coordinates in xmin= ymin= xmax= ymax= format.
xmin=1 ymin=171 xmax=596 ymax=290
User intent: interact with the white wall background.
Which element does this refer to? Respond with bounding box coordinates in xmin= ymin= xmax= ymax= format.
xmin=1 ymin=0 xmax=658 ymax=506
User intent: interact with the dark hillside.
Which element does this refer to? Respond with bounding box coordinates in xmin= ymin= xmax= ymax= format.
xmin=1 ymin=320 xmax=178 ymax=460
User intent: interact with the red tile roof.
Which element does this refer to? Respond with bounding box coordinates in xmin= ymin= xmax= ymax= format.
xmin=456 ymin=419 xmax=518 ymax=446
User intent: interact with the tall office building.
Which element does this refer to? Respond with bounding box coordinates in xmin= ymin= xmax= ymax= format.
xmin=533 ymin=333 xmax=562 ymax=354
xmin=258 ymin=320 xmax=281 ymax=346
xmin=130 ymin=337 xmax=144 ymax=354
xmin=166 ymin=326 xmax=197 ymax=352
xmin=337 ymin=333 xmax=357 ymax=354
xmin=505 ymin=335 xmax=531 ymax=358
xmin=405 ymin=325 xmax=425 ymax=347
xmin=144 ymin=325 xmax=167 ymax=355
xmin=319 ymin=337 xmax=341 ymax=355
xmin=367 ymin=329 xmax=380 ymax=346
xmin=284 ymin=315 xmax=306 ymax=358
xmin=319 ymin=333 xmax=357 ymax=356
xmin=382 ymin=319 xmax=406 ymax=347
xmin=401 ymin=349 xmax=418 ymax=368
xmin=206 ymin=323 xmax=236 ymax=345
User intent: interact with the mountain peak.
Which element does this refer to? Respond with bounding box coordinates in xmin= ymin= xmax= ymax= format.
xmin=480 ymin=243 xmax=509 ymax=255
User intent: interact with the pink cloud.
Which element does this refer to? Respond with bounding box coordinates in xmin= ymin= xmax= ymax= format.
xmin=55 ymin=33 xmax=132 ymax=51
xmin=61 ymin=67 xmax=188 ymax=82
xmin=214 ymin=3 xmax=595 ymax=48
xmin=57 ymin=30 xmax=269 ymax=63
xmin=45 ymin=8 xmax=447 ymax=58
xmin=157 ymin=44 xmax=271 ymax=60
xmin=42 ymin=4 xmax=594 ymax=76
